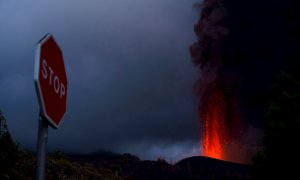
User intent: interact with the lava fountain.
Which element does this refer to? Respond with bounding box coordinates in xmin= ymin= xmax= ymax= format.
xmin=190 ymin=0 xmax=251 ymax=163
xmin=196 ymin=77 xmax=241 ymax=161
xmin=199 ymin=82 xmax=226 ymax=159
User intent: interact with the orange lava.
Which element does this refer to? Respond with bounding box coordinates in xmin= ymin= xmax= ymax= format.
xmin=200 ymin=85 xmax=225 ymax=160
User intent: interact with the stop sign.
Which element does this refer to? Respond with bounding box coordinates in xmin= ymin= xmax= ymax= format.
xmin=34 ymin=34 xmax=68 ymax=129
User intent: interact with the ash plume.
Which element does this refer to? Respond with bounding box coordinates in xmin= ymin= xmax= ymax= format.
xmin=190 ymin=0 xmax=284 ymax=163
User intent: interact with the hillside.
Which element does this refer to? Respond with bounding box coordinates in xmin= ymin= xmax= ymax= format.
xmin=4 ymin=149 xmax=253 ymax=179
xmin=67 ymin=153 xmax=252 ymax=179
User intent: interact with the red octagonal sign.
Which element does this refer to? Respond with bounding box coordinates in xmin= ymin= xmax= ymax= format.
xmin=34 ymin=34 xmax=68 ymax=129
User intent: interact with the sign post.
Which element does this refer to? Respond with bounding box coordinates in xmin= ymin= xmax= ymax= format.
xmin=34 ymin=33 xmax=68 ymax=180
xmin=36 ymin=114 xmax=48 ymax=180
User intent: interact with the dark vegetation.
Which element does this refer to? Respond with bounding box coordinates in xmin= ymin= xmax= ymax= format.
xmin=1 ymin=110 xmax=251 ymax=179
xmin=0 ymin=111 xmax=19 ymax=179
xmin=251 ymin=71 xmax=300 ymax=179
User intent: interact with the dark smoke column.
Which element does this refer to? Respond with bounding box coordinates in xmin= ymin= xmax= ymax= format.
xmin=190 ymin=0 xmax=241 ymax=162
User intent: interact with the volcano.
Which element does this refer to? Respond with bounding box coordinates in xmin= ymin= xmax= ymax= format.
xmin=176 ymin=156 xmax=251 ymax=179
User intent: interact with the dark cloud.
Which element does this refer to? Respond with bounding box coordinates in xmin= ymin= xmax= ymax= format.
xmin=0 ymin=0 xmax=200 ymax=161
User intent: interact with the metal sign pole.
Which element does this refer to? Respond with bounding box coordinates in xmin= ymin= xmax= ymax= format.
xmin=36 ymin=113 xmax=48 ymax=180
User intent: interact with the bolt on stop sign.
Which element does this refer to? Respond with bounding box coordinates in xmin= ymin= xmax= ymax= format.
xmin=34 ymin=34 xmax=68 ymax=129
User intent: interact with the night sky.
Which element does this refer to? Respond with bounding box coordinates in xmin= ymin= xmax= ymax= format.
xmin=0 ymin=0 xmax=201 ymax=162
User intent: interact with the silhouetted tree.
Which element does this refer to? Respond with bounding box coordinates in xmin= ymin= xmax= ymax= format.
xmin=0 ymin=110 xmax=19 ymax=178
xmin=252 ymin=71 xmax=300 ymax=179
